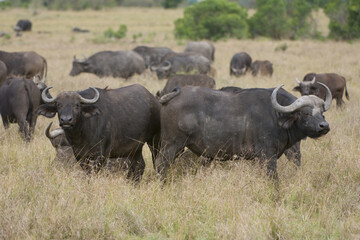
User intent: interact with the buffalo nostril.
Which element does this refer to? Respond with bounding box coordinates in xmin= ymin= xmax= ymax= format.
xmin=319 ymin=122 xmax=329 ymax=130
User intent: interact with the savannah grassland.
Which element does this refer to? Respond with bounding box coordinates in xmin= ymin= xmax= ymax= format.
xmin=0 ymin=7 xmax=360 ymax=239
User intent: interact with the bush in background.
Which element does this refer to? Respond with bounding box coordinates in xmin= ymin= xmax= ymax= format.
xmin=174 ymin=0 xmax=249 ymax=41
xmin=161 ymin=0 xmax=183 ymax=8
xmin=104 ymin=24 xmax=128 ymax=39
xmin=325 ymin=0 xmax=360 ymax=40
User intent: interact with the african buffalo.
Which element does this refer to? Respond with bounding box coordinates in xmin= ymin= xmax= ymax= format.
xmin=219 ymin=86 xmax=301 ymax=166
xmin=0 ymin=51 xmax=48 ymax=80
xmin=184 ymin=41 xmax=215 ymax=62
xmin=230 ymin=52 xmax=252 ymax=77
xmin=72 ymin=27 xmax=90 ymax=33
xmin=0 ymin=76 xmax=47 ymax=141
xmin=155 ymin=84 xmax=331 ymax=180
xmin=293 ymin=73 xmax=349 ymax=108
xmin=36 ymin=84 xmax=161 ymax=180
xmin=69 ymin=51 xmax=146 ymax=79
xmin=251 ymin=60 xmax=273 ymax=77
xmin=133 ymin=46 xmax=174 ymax=69
xmin=0 ymin=60 xmax=7 ymax=86
xmin=156 ymin=74 xmax=216 ymax=98
xmin=151 ymin=53 xmax=211 ymax=80
xmin=14 ymin=19 xmax=32 ymax=31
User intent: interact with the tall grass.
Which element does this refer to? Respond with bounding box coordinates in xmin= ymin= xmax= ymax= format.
xmin=0 ymin=8 xmax=359 ymax=239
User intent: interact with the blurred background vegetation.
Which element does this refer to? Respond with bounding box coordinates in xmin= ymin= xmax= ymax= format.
xmin=1 ymin=0 xmax=359 ymax=40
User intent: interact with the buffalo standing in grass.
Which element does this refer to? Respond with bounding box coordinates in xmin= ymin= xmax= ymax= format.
xmin=70 ymin=51 xmax=146 ymax=80
xmin=37 ymin=85 xmax=160 ymax=181
xmin=0 ymin=76 xmax=47 ymax=142
xmin=151 ymin=53 xmax=211 ymax=80
xmin=155 ymin=84 xmax=331 ymax=180
xmin=184 ymin=41 xmax=215 ymax=62
xmin=230 ymin=52 xmax=252 ymax=77
xmin=14 ymin=19 xmax=32 ymax=32
xmin=251 ymin=60 xmax=273 ymax=77
xmin=293 ymin=73 xmax=349 ymax=108
xmin=156 ymin=74 xmax=216 ymax=98
xmin=0 ymin=51 xmax=48 ymax=80
xmin=133 ymin=46 xmax=174 ymax=69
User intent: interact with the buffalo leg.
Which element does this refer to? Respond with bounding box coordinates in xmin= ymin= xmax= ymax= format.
xmin=155 ymin=142 xmax=185 ymax=180
xmin=1 ymin=116 xmax=9 ymax=130
xmin=147 ymin=133 xmax=161 ymax=169
xmin=18 ymin=119 xmax=30 ymax=142
xmin=283 ymin=141 xmax=301 ymax=167
xmin=28 ymin=111 xmax=38 ymax=137
xmin=336 ymin=98 xmax=345 ymax=108
xmin=127 ymin=151 xmax=145 ymax=182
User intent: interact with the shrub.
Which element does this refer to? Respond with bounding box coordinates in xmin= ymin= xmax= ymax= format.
xmin=161 ymin=0 xmax=183 ymax=8
xmin=104 ymin=24 xmax=127 ymax=39
xmin=248 ymin=0 xmax=289 ymax=39
xmin=174 ymin=0 xmax=249 ymax=41
xmin=325 ymin=0 xmax=360 ymax=40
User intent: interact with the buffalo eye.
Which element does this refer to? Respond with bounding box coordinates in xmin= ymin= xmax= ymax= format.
xmin=310 ymin=86 xmax=318 ymax=91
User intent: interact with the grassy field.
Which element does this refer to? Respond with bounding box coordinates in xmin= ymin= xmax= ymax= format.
xmin=0 ymin=7 xmax=360 ymax=239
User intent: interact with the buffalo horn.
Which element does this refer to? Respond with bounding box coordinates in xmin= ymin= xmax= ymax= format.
xmin=78 ymin=87 xmax=99 ymax=104
xmin=162 ymin=61 xmax=172 ymax=71
xmin=295 ymin=78 xmax=301 ymax=84
xmin=310 ymin=76 xmax=316 ymax=84
xmin=231 ymin=67 xmax=239 ymax=73
xmin=317 ymin=82 xmax=332 ymax=111
xmin=45 ymin=122 xmax=64 ymax=139
xmin=42 ymin=87 xmax=56 ymax=103
xmin=271 ymin=85 xmax=312 ymax=113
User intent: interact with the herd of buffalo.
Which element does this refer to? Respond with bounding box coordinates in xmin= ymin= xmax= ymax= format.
xmin=0 ymin=31 xmax=351 ymax=181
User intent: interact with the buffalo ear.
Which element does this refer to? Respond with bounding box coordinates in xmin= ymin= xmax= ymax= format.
xmin=81 ymin=105 xmax=100 ymax=118
xmin=36 ymin=104 xmax=57 ymax=118
xmin=293 ymin=86 xmax=301 ymax=92
xmin=278 ymin=114 xmax=298 ymax=129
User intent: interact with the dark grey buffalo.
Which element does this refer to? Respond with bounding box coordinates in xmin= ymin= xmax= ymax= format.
xmin=293 ymin=73 xmax=349 ymax=108
xmin=0 ymin=76 xmax=47 ymax=141
xmin=184 ymin=41 xmax=215 ymax=62
xmin=14 ymin=19 xmax=32 ymax=31
xmin=151 ymin=53 xmax=211 ymax=80
xmin=230 ymin=52 xmax=252 ymax=77
xmin=69 ymin=51 xmax=146 ymax=79
xmin=36 ymin=84 xmax=161 ymax=180
xmin=251 ymin=60 xmax=273 ymax=77
xmin=133 ymin=46 xmax=174 ymax=69
xmin=155 ymin=84 xmax=332 ymax=180
xmin=0 ymin=60 xmax=7 ymax=86
xmin=219 ymin=86 xmax=301 ymax=166
xmin=0 ymin=51 xmax=48 ymax=80
xmin=156 ymin=74 xmax=216 ymax=98
xmin=72 ymin=27 xmax=90 ymax=33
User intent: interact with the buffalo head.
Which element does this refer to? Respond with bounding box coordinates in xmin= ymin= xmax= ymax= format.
xmin=151 ymin=60 xmax=172 ymax=80
xmin=272 ymin=83 xmax=331 ymax=138
xmin=69 ymin=55 xmax=89 ymax=76
xmin=293 ymin=77 xmax=320 ymax=96
xmin=36 ymin=87 xmax=100 ymax=129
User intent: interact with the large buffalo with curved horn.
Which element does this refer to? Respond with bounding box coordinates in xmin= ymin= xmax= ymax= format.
xmin=293 ymin=73 xmax=349 ymax=108
xmin=155 ymin=83 xmax=332 ymax=180
xmin=36 ymin=85 xmax=161 ymax=180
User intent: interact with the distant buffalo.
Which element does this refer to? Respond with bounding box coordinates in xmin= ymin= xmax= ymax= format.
xmin=156 ymin=74 xmax=216 ymax=98
xmin=184 ymin=41 xmax=215 ymax=62
xmin=0 ymin=60 xmax=7 ymax=86
xmin=70 ymin=51 xmax=146 ymax=79
xmin=72 ymin=27 xmax=90 ymax=33
xmin=0 ymin=76 xmax=47 ymax=141
xmin=251 ymin=60 xmax=273 ymax=77
xmin=293 ymin=73 xmax=349 ymax=108
xmin=230 ymin=52 xmax=252 ymax=77
xmin=0 ymin=51 xmax=48 ymax=80
xmin=151 ymin=53 xmax=211 ymax=80
xmin=14 ymin=19 xmax=32 ymax=32
xmin=133 ymin=46 xmax=174 ymax=68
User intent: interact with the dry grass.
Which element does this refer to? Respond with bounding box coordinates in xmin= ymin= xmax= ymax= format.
xmin=0 ymin=7 xmax=360 ymax=239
